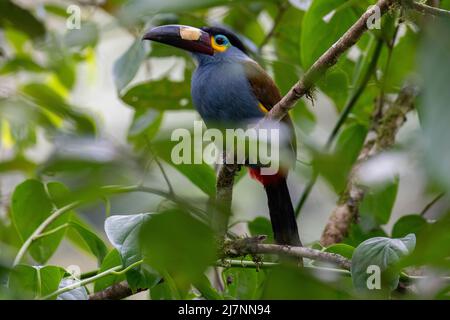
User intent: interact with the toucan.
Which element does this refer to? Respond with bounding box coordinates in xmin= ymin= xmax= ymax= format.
xmin=143 ymin=25 xmax=301 ymax=246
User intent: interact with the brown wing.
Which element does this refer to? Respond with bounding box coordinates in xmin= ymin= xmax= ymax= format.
xmin=243 ymin=60 xmax=297 ymax=158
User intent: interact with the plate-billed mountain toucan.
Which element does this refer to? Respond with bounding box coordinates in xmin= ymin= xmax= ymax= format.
xmin=143 ymin=25 xmax=301 ymax=246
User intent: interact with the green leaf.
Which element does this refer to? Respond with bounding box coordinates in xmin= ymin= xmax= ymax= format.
xmin=9 ymin=265 xmax=65 ymax=299
xmin=193 ymin=274 xmax=222 ymax=300
xmin=46 ymin=181 xmax=107 ymax=264
xmin=121 ymin=79 xmax=193 ymax=110
xmin=140 ymin=209 xmax=216 ymax=296
xmin=343 ymin=223 xmax=387 ymax=247
xmin=152 ymin=138 xmax=217 ymax=196
xmin=64 ymin=22 xmax=99 ymax=48
xmin=248 ymin=217 xmax=274 ymax=244
xmin=262 ymin=264 xmax=350 ymax=299
xmin=312 ymin=123 xmax=367 ymax=193
xmin=170 ymin=163 xmax=217 ymax=196
xmin=0 ymin=1 xmax=45 ymax=40
xmin=57 ymin=278 xmax=89 ymax=300
xmin=222 ymin=268 xmax=266 ymax=299
xmin=351 ymin=234 xmax=416 ymax=292
xmin=401 ymin=214 xmax=450 ymax=269
xmin=150 ymin=281 xmax=174 ymax=300
xmin=0 ymin=55 xmax=46 ymax=74
xmin=21 ymin=83 xmax=96 ymax=134
xmin=113 ymin=39 xmax=146 ymax=92
xmin=324 ymin=243 xmax=355 ymax=260
xmin=379 ymin=27 xmax=419 ymax=93
xmin=11 ymin=180 xmax=70 ymax=264
xmin=94 ymin=249 xmax=125 ymax=292
xmin=417 ymin=19 xmax=450 ymax=193
xmin=301 ymin=0 xmax=357 ymax=69
xmin=118 ymin=0 xmax=239 ymax=26
xmin=359 ymin=178 xmax=399 ymax=230
xmin=105 ymin=213 xmax=151 ymax=267
xmin=391 ymin=214 xmax=427 ymax=239
xmin=70 ymin=222 xmax=108 ymax=265
xmin=104 ymin=213 xmax=160 ymax=291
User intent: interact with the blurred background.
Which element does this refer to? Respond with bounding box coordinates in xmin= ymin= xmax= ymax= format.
xmin=1 ymin=0 xmax=450 ymax=299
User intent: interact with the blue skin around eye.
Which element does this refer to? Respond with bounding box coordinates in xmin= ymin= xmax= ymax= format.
xmin=190 ymin=46 xmax=264 ymax=127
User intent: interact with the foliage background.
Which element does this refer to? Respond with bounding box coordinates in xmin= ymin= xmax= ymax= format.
xmin=0 ymin=0 xmax=449 ymax=299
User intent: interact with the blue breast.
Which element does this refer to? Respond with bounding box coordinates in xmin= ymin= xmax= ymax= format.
xmin=191 ymin=48 xmax=264 ymax=127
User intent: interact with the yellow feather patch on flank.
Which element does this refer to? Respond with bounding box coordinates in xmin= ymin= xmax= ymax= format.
xmin=258 ymin=103 xmax=269 ymax=113
xmin=211 ymin=36 xmax=227 ymax=52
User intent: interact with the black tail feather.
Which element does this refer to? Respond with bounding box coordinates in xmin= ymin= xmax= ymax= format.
xmin=264 ymin=179 xmax=302 ymax=246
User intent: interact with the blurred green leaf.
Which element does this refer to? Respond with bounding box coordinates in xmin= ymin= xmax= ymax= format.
xmin=9 ymin=264 xmax=65 ymax=299
xmin=312 ymin=122 xmax=367 ymax=193
xmin=379 ymin=27 xmax=419 ymax=93
xmin=118 ymin=0 xmax=244 ymax=26
xmin=301 ymin=0 xmax=357 ymax=68
xmin=262 ymin=264 xmax=350 ymax=299
xmin=351 ymin=234 xmax=415 ymax=292
xmin=193 ymin=274 xmax=222 ymax=300
xmin=11 ymin=180 xmax=70 ymax=264
xmin=0 ymin=1 xmax=45 ymax=40
xmin=248 ymin=216 xmax=274 ymax=244
xmin=21 ymin=83 xmax=96 ymax=134
xmin=152 ymin=138 xmax=217 ymax=196
xmin=343 ymin=223 xmax=387 ymax=247
xmin=0 ymin=55 xmax=45 ymax=74
xmin=94 ymin=249 xmax=125 ymax=292
xmin=150 ymin=281 xmax=174 ymax=300
xmin=171 ymin=163 xmax=217 ymax=196
xmin=223 ymin=3 xmax=265 ymax=46
xmin=401 ymin=214 xmax=450 ymax=269
xmin=417 ymin=19 xmax=450 ymax=193
xmin=122 ymin=79 xmax=193 ymax=110
xmin=222 ymin=267 xmax=265 ymax=299
xmin=43 ymin=4 xmax=69 ymax=18
xmin=64 ymin=22 xmax=99 ymax=48
xmin=140 ymin=209 xmax=216 ymax=296
xmin=70 ymin=222 xmax=108 ymax=265
xmin=391 ymin=214 xmax=427 ymax=238
xmin=359 ymin=178 xmax=399 ymax=230
xmin=324 ymin=243 xmax=354 ymax=260
xmin=114 ymin=39 xmax=147 ymax=92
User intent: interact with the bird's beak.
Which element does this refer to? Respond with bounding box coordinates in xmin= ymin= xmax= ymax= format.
xmin=143 ymin=25 xmax=214 ymax=56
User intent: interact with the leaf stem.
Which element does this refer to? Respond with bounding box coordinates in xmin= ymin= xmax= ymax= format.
xmin=110 ymin=260 xmax=143 ymax=275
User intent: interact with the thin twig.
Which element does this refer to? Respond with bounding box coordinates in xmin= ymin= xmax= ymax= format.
xmin=409 ymin=0 xmax=450 ymax=17
xmin=420 ymin=192 xmax=445 ymax=217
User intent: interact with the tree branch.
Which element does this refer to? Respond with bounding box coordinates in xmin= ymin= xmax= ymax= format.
xmin=221 ymin=236 xmax=352 ymax=270
xmin=407 ymin=0 xmax=450 ymax=17
xmin=320 ymin=84 xmax=418 ymax=246
xmin=215 ymin=0 xmax=396 ymax=236
xmin=89 ymin=281 xmax=145 ymax=300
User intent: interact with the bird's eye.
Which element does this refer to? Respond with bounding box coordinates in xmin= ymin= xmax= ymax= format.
xmin=214 ymin=35 xmax=229 ymax=46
